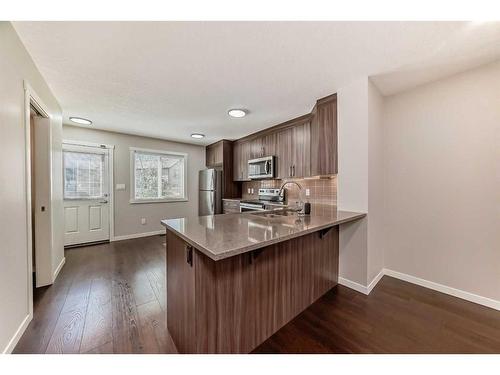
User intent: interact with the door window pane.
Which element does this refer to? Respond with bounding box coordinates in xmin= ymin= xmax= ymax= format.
xmin=64 ymin=151 xmax=104 ymax=199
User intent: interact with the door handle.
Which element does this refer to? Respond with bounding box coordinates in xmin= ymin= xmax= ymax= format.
xmin=99 ymin=200 xmax=108 ymax=204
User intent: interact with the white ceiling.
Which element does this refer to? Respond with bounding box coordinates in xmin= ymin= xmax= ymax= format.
xmin=13 ymin=21 xmax=500 ymax=145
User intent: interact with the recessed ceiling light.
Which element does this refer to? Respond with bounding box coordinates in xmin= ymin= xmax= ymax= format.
xmin=69 ymin=117 xmax=92 ymax=125
xmin=191 ymin=133 xmax=205 ymax=139
xmin=228 ymin=109 xmax=247 ymax=118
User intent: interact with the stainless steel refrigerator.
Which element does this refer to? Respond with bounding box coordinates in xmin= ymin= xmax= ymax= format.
xmin=199 ymin=169 xmax=222 ymax=216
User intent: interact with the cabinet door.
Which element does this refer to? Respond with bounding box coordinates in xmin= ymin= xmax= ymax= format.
xmin=277 ymin=122 xmax=311 ymax=178
xmin=291 ymin=122 xmax=311 ymax=178
xmin=166 ymin=231 xmax=196 ymax=353
xmin=206 ymin=142 xmax=223 ymax=167
xmin=214 ymin=142 xmax=223 ymax=166
xmin=261 ymin=132 xmax=276 ymax=157
xmin=310 ymin=99 xmax=337 ymax=175
xmin=249 ymin=137 xmax=263 ymax=160
xmin=206 ymin=146 xmax=214 ymax=167
xmin=233 ymin=142 xmax=242 ymax=181
xmin=277 ymin=127 xmax=293 ymax=179
xmin=233 ymin=141 xmax=250 ymax=181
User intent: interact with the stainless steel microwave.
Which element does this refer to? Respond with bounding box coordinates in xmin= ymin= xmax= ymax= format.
xmin=248 ymin=156 xmax=276 ymax=179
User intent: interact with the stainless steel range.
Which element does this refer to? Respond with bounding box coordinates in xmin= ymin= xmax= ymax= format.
xmin=239 ymin=188 xmax=285 ymax=212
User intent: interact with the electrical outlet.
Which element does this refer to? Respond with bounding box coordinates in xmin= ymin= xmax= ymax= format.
xmin=305 ymin=188 xmax=310 ymax=197
xmin=248 ymin=188 xmax=251 ymax=194
xmin=141 ymin=218 xmax=146 ymax=225
xmin=115 ymin=183 xmax=126 ymax=191
xmin=251 ymin=188 xmax=254 ymax=194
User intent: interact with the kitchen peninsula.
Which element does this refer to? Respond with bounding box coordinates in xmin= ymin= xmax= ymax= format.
xmin=161 ymin=205 xmax=365 ymax=353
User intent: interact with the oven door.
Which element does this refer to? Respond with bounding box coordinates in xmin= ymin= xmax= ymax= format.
xmin=248 ymin=156 xmax=274 ymax=179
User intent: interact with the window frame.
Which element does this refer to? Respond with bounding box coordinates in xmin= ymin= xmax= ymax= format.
xmin=129 ymin=147 xmax=188 ymax=204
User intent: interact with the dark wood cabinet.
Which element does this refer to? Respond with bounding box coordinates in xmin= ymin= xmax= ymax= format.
xmin=166 ymin=226 xmax=339 ymax=353
xmin=233 ymin=140 xmax=250 ymax=181
xmin=310 ymin=95 xmax=337 ymax=175
xmin=277 ymin=120 xmax=311 ymax=179
xmin=166 ymin=231 xmax=196 ymax=353
xmin=206 ymin=141 xmax=223 ymax=167
xmin=230 ymin=93 xmax=337 ymax=181
xmin=205 ymin=140 xmax=241 ymax=198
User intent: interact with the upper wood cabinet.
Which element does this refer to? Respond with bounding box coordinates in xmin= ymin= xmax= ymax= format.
xmin=230 ymin=93 xmax=337 ymax=181
xmin=206 ymin=141 xmax=224 ymax=167
xmin=277 ymin=121 xmax=311 ymax=179
xmin=233 ymin=140 xmax=250 ymax=181
xmin=205 ymin=140 xmax=242 ymax=198
xmin=310 ymin=96 xmax=337 ymax=175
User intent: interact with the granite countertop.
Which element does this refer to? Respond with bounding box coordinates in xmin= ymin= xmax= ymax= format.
xmin=222 ymin=198 xmax=242 ymax=201
xmin=161 ymin=205 xmax=366 ymax=261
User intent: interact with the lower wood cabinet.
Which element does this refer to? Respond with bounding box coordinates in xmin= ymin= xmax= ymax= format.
xmin=166 ymin=226 xmax=339 ymax=353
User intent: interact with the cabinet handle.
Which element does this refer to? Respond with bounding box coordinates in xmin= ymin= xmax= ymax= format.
xmin=292 ymin=165 xmax=295 ymax=177
xmin=289 ymin=165 xmax=292 ymax=177
xmin=186 ymin=245 xmax=193 ymax=267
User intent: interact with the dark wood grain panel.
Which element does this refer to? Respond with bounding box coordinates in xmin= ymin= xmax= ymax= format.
xmin=169 ymin=228 xmax=339 ymax=353
xmin=194 ymin=251 xmax=217 ymax=353
xmin=311 ymin=95 xmax=337 ymax=175
xmin=166 ymin=229 xmax=195 ymax=353
xmin=221 ymin=140 xmax=242 ymax=198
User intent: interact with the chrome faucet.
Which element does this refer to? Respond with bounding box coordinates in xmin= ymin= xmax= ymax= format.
xmin=278 ymin=181 xmax=304 ymax=211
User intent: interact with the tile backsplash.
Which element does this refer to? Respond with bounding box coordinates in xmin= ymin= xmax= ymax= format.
xmin=242 ymin=176 xmax=337 ymax=206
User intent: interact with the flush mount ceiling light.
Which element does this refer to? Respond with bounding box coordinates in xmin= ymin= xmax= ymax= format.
xmin=191 ymin=133 xmax=205 ymax=139
xmin=228 ymin=109 xmax=247 ymax=118
xmin=69 ymin=116 xmax=92 ymax=125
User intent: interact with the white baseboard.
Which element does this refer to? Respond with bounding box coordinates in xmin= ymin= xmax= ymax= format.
xmin=52 ymin=257 xmax=65 ymax=282
xmin=367 ymin=269 xmax=385 ymax=294
xmin=384 ymin=268 xmax=500 ymax=312
xmin=112 ymin=229 xmax=165 ymax=242
xmin=338 ymin=268 xmax=385 ymax=295
xmin=2 ymin=314 xmax=31 ymax=354
xmin=338 ymin=277 xmax=370 ymax=295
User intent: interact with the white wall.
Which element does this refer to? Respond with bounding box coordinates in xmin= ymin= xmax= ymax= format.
xmin=0 ymin=22 xmax=63 ymax=353
xmin=337 ymin=77 xmax=386 ymax=289
xmin=337 ymin=78 xmax=369 ymax=286
xmin=62 ymin=125 xmax=206 ymax=238
xmin=367 ymin=80 xmax=385 ymax=282
xmin=383 ymin=60 xmax=500 ymax=301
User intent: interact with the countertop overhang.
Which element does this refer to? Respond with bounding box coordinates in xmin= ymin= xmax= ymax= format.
xmin=161 ymin=205 xmax=365 ymax=261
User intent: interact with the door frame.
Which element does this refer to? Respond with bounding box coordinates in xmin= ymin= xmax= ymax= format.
xmin=62 ymin=139 xmax=115 ymax=242
xmin=23 ymin=81 xmax=51 ymax=319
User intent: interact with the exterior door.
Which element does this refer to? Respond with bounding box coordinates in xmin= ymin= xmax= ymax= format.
xmin=63 ymin=144 xmax=110 ymax=246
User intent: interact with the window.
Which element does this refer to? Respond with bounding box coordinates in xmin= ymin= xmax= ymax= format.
xmin=130 ymin=148 xmax=187 ymax=203
xmin=64 ymin=151 xmax=105 ymax=199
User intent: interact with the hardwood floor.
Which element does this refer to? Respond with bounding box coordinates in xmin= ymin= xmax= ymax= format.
xmin=14 ymin=235 xmax=177 ymax=354
xmin=14 ymin=235 xmax=500 ymax=354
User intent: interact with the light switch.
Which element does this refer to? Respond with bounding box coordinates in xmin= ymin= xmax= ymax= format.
xmin=247 ymin=188 xmax=251 ymax=194
xmin=251 ymin=188 xmax=254 ymax=194
xmin=116 ymin=183 xmax=126 ymax=191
